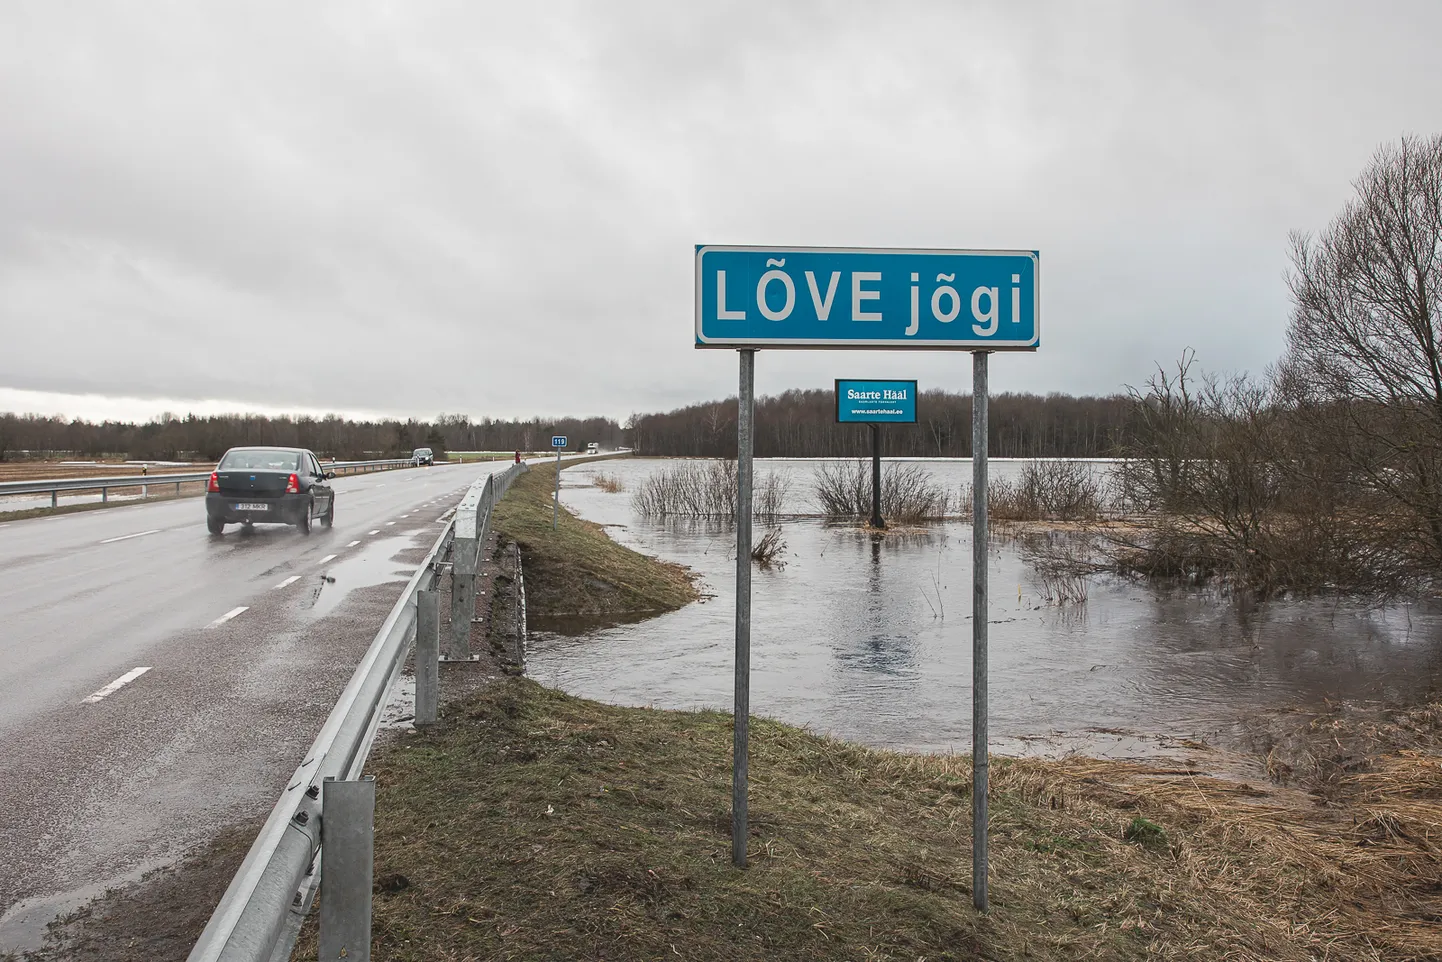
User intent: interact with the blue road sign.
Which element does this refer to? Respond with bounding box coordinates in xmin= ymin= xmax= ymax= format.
xmin=551 ymin=436 xmax=567 ymax=448
xmin=836 ymin=379 xmax=918 ymax=423
xmin=695 ymin=246 xmax=1038 ymax=350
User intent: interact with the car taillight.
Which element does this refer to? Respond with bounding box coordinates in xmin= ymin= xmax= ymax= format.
xmin=208 ymin=471 xmax=219 ymax=493
xmin=286 ymin=473 xmax=300 ymax=494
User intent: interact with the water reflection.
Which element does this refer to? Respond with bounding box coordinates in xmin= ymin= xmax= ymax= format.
xmin=531 ymin=459 xmax=1442 ymax=754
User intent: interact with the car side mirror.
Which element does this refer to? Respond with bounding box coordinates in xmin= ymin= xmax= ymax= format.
xmin=324 ymin=471 xmax=336 ymax=480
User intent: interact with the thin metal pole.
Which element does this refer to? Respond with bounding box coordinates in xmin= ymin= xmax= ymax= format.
xmin=319 ymin=776 xmax=376 ymax=962
xmin=870 ymin=423 xmax=885 ymax=529
xmin=733 ymin=348 xmax=755 ymax=869
xmin=553 ymin=448 xmax=561 ymax=529
xmin=415 ymin=589 xmax=439 ymax=726
xmin=971 ymin=350 xmax=990 ymax=913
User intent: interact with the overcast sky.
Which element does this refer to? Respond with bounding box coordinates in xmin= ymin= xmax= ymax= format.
xmin=2 ymin=1 xmax=1439 ymax=424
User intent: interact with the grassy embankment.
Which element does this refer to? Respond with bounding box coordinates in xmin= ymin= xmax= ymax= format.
xmin=308 ymin=461 xmax=1441 ymax=961
xmin=492 ymin=460 xmax=695 ymax=619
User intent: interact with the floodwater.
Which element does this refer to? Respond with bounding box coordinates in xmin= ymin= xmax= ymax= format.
xmin=527 ymin=458 xmax=1442 ymax=757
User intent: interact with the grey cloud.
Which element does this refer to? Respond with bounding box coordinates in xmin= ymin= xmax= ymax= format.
xmin=2 ymin=0 xmax=1440 ymax=421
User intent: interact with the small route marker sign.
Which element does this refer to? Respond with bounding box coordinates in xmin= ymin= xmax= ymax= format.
xmin=550 ymin=437 xmax=566 ymax=528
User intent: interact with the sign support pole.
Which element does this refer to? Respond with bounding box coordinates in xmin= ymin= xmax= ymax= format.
xmin=971 ymin=350 xmax=990 ymax=913
xmin=870 ymin=423 xmax=885 ymax=530
xmin=732 ymin=348 xmax=755 ymax=868
xmin=553 ymin=448 xmax=561 ymax=530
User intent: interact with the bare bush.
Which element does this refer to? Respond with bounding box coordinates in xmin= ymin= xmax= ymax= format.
xmin=1019 ymin=531 xmax=1104 ymax=605
xmin=813 ymin=460 xmax=950 ymax=523
xmin=755 ymin=469 xmax=793 ymax=522
xmin=1108 ymin=352 xmax=1417 ymax=599
xmin=592 ymin=471 xmax=624 ymax=493
xmin=751 ymin=529 xmax=787 ymax=569
xmin=632 ymin=460 xmax=790 ymax=521
xmin=964 ymin=460 xmax=1106 ymax=522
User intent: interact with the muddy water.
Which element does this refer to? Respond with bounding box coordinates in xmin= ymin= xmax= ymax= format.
xmin=527 ymin=459 xmax=1442 ymax=756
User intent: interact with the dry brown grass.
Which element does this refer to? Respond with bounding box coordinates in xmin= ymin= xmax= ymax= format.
xmin=296 ymin=680 xmax=1442 ymax=962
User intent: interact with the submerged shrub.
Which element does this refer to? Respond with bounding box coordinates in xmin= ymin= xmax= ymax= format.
xmin=632 ymin=460 xmax=790 ymax=521
xmin=972 ymin=460 xmax=1106 ymax=522
xmin=592 ymin=471 xmax=624 ymax=493
xmin=750 ymin=528 xmax=787 ymax=569
xmin=813 ymin=460 xmax=950 ymax=524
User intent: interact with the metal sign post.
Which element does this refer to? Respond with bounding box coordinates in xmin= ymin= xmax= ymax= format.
xmin=870 ymin=423 xmax=885 ymax=530
xmin=696 ymin=245 xmax=1036 ymax=897
xmin=971 ymin=351 xmax=990 ymax=913
xmin=732 ymin=349 xmax=755 ymax=867
xmin=547 ymin=438 xmax=565 ymax=530
xmin=834 ymin=378 xmax=918 ymax=532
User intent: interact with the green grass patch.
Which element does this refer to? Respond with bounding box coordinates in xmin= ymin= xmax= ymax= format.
xmin=307 ymin=678 xmax=1425 ymax=961
xmin=1122 ymin=816 xmax=1168 ymax=852
xmin=494 ymin=462 xmax=696 ymax=621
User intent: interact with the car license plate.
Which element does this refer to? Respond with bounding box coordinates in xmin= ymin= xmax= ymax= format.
xmin=234 ymin=503 xmax=269 ymax=511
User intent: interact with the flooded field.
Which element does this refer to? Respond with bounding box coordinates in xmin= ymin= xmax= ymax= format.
xmin=527 ymin=458 xmax=1442 ymax=757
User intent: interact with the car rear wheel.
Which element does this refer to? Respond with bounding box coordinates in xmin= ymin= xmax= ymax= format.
xmin=296 ymin=500 xmax=312 ymax=535
xmin=207 ymin=515 xmax=225 ymax=535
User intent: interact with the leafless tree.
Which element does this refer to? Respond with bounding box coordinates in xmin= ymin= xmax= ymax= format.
xmin=1282 ymin=133 xmax=1442 ymax=571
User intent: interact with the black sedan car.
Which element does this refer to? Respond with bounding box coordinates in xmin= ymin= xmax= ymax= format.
xmin=206 ymin=446 xmax=335 ymax=535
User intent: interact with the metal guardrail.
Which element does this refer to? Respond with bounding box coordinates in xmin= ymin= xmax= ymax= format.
xmin=186 ymin=462 xmax=526 ymax=962
xmin=0 ymin=459 xmax=421 ymax=508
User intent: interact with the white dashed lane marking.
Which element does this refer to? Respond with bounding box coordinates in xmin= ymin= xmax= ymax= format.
xmin=385 ymin=521 xmax=395 ymax=526
xmin=347 ymin=540 xmax=360 ymax=547
xmin=100 ymin=529 xmax=161 ymax=544
xmin=317 ymin=554 xmax=337 ymax=565
xmin=82 ymin=666 xmax=152 ymax=704
xmin=369 ymin=530 xmax=379 ymax=535
xmin=274 ymin=576 xmax=300 ymax=589
xmin=207 ymin=606 xmax=248 ymax=628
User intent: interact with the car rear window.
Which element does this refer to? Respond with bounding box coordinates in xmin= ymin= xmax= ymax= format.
xmin=219 ymin=449 xmax=302 ymax=471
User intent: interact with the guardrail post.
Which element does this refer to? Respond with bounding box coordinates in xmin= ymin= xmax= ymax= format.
xmin=51 ymin=489 xmax=57 ymax=508
xmin=415 ymin=589 xmax=439 ymax=726
xmin=101 ymin=486 xmax=108 ymax=503
xmin=449 ymin=538 xmax=476 ymax=660
xmin=319 ymin=776 xmax=375 ymax=962
xmin=511 ymin=541 xmax=527 ymax=669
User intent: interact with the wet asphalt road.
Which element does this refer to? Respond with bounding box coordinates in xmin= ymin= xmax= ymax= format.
xmin=0 ymin=460 xmax=517 ymax=949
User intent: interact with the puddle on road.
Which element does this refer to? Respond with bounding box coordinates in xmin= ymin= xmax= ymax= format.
xmin=0 ymin=857 xmax=170 ymax=955
xmin=300 ymin=535 xmax=419 ymax=621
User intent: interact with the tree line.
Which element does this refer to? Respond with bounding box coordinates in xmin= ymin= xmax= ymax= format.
xmin=0 ymin=391 xmax=1136 ymax=465
xmin=625 ymin=389 xmax=1133 ymax=458
xmin=0 ymin=411 xmax=626 ymax=462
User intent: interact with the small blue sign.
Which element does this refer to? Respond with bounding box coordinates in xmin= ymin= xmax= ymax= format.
xmin=551 ymin=436 xmax=567 ymax=448
xmin=695 ymin=246 xmax=1038 ymax=350
xmin=836 ymin=379 xmax=918 ymax=424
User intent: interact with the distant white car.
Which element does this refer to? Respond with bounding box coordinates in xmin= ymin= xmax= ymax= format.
xmin=586 ymin=442 xmax=599 ymax=454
